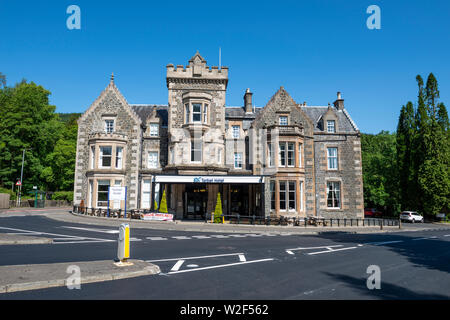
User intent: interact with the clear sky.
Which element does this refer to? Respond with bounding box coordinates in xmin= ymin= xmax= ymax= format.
xmin=1 ymin=0 xmax=449 ymax=134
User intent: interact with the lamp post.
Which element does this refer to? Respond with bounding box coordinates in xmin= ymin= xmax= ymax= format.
xmin=18 ymin=148 xmax=31 ymax=206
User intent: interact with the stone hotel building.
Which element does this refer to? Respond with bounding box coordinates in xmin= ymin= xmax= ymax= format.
xmin=74 ymin=52 xmax=364 ymax=220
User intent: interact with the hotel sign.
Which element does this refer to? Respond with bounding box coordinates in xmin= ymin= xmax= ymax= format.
xmin=154 ymin=175 xmax=263 ymax=184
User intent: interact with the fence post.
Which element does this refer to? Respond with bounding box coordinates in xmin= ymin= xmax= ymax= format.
xmin=399 ymin=218 xmax=402 ymax=229
xmin=330 ymin=218 xmax=333 ymax=227
xmin=344 ymin=218 xmax=346 ymax=227
xmin=305 ymin=217 xmax=308 ymax=227
xmin=237 ymin=213 xmax=240 ymax=224
xmin=380 ymin=219 xmax=383 ymax=230
xmin=252 ymin=215 xmax=255 ymax=225
xmin=337 ymin=219 xmax=340 ymax=227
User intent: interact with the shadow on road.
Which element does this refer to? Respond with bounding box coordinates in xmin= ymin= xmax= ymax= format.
xmin=323 ymin=272 xmax=449 ymax=300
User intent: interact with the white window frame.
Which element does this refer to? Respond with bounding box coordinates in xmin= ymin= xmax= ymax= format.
xmin=234 ymin=152 xmax=243 ymax=169
xmin=192 ymin=103 xmax=202 ymax=123
xmin=97 ymin=180 xmax=110 ymax=208
xmin=232 ymin=125 xmax=240 ymax=139
xmin=298 ymin=143 xmax=303 ymax=168
xmin=278 ymin=143 xmax=286 ymax=167
xmin=327 ymin=120 xmax=336 ymax=133
xmin=115 ymin=147 xmax=123 ymax=169
xmin=327 ymin=181 xmax=341 ymax=209
xmin=185 ymin=104 xmax=190 ymax=124
xmin=279 ymin=116 xmax=288 ymax=126
xmin=149 ymin=123 xmax=159 ymax=137
xmin=327 ymin=147 xmax=338 ymax=170
xmin=287 ymin=142 xmax=295 ymax=167
xmin=90 ymin=146 xmax=95 ymax=169
xmin=105 ymin=119 xmax=115 ymax=133
xmin=148 ymin=151 xmax=158 ymax=169
xmin=99 ymin=146 xmax=112 ymax=168
xmin=203 ymin=104 xmax=208 ymax=124
xmin=191 ymin=140 xmax=202 ymax=163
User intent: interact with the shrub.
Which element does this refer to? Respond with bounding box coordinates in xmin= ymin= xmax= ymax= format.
xmin=214 ymin=192 xmax=223 ymax=223
xmin=52 ymin=191 xmax=73 ymax=201
xmin=0 ymin=187 xmax=16 ymax=200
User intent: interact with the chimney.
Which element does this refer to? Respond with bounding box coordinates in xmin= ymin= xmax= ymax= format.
xmin=334 ymin=91 xmax=344 ymax=110
xmin=244 ymin=88 xmax=253 ymax=113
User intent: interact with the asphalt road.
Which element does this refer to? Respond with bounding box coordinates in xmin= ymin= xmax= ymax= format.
xmin=0 ymin=214 xmax=449 ymax=300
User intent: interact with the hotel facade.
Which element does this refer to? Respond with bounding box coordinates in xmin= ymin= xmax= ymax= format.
xmin=73 ymin=53 xmax=364 ymax=220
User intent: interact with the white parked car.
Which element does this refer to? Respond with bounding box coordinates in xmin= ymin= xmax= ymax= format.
xmin=400 ymin=211 xmax=424 ymax=223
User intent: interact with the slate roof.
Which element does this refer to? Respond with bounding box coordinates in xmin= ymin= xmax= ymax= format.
xmin=300 ymin=106 xmax=358 ymax=133
xmin=128 ymin=104 xmax=358 ymax=133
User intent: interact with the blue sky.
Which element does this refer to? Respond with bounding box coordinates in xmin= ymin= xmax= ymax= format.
xmin=1 ymin=0 xmax=449 ymax=134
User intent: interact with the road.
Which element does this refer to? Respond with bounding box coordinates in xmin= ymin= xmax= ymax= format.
xmin=0 ymin=211 xmax=449 ymax=300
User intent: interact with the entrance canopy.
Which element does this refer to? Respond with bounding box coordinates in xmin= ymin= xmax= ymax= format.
xmin=153 ymin=175 xmax=264 ymax=184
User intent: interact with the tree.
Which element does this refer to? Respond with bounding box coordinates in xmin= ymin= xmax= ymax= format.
xmin=361 ymin=131 xmax=400 ymax=215
xmin=0 ymin=72 xmax=6 ymax=89
xmin=0 ymin=81 xmax=62 ymax=194
xmin=213 ymin=192 xmax=223 ymax=223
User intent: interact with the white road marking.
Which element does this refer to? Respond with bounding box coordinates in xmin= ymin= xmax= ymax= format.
xmin=171 ymin=236 xmax=192 ymax=240
xmin=307 ymin=247 xmax=358 ymax=255
xmin=62 ymin=226 xmax=119 ymax=234
xmin=191 ymin=235 xmax=211 ymax=239
xmin=0 ymin=226 xmax=114 ymax=243
xmin=146 ymin=237 xmax=168 ymax=241
xmin=53 ymin=240 xmax=114 ymax=244
xmin=228 ymin=234 xmax=248 ymax=238
xmin=186 ymin=264 xmax=199 ymax=268
xmin=146 ymin=252 xmax=245 ymax=263
xmin=286 ymin=245 xmax=343 ymax=252
xmin=238 ymin=254 xmax=246 ymax=262
xmin=168 ymin=258 xmax=274 ymax=274
xmin=246 ymin=234 xmax=263 ymax=237
xmin=412 ymin=237 xmax=438 ymax=241
xmin=365 ymin=240 xmax=404 ymax=246
xmin=170 ymin=260 xmax=185 ymax=272
xmin=444 ymin=235 xmax=450 ymax=237
xmin=209 ymin=235 xmax=230 ymax=238
xmin=286 ymin=250 xmax=295 ymax=255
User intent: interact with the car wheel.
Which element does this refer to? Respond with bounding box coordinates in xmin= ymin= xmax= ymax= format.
xmin=411 ymin=219 xmax=415 ymax=223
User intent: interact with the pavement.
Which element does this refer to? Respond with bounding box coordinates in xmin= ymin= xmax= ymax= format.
xmin=0 ymin=233 xmax=53 ymax=245
xmin=0 ymin=259 xmax=160 ymax=294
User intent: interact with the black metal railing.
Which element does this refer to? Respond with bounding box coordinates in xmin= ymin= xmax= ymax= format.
xmin=73 ymin=205 xmax=401 ymax=228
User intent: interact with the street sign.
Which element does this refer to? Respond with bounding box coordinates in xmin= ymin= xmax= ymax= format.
xmin=109 ymin=186 xmax=126 ymax=201
xmin=16 ymin=181 xmax=21 ymax=186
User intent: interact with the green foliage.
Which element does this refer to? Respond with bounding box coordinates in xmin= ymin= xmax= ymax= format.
xmin=214 ymin=192 xmax=223 ymax=223
xmin=395 ymin=73 xmax=450 ymax=217
xmin=52 ymin=191 xmax=74 ymax=201
xmin=159 ymin=189 xmax=168 ymax=213
xmin=361 ymin=131 xmax=400 ymax=215
xmin=0 ymin=79 xmax=78 ymax=195
xmin=0 ymin=186 xmax=16 ymax=200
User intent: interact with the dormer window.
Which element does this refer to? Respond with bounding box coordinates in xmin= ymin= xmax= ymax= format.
xmin=149 ymin=123 xmax=159 ymax=137
xmin=327 ymin=120 xmax=336 ymax=133
xmin=105 ymin=119 xmax=115 ymax=133
xmin=279 ymin=116 xmax=288 ymax=126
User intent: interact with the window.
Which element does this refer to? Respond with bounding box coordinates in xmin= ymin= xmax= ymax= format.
xmin=99 ymin=146 xmax=112 ymax=168
xmin=218 ymin=148 xmax=222 ymax=164
xmin=203 ymin=104 xmax=208 ymax=123
xmin=299 ymin=181 xmax=304 ymax=211
xmin=234 ymin=153 xmax=243 ymax=169
xmin=287 ymin=142 xmax=295 ymax=167
xmin=270 ymin=181 xmax=276 ymax=210
xmin=142 ymin=180 xmax=151 ymax=209
xmin=268 ymin=143 xmax=275 ymax=167
xmin=105 ymin=120 xmax=114 ymax=133
xmin=278 ymin=143 xmax=286 ymax=167
xmin=279 ymin=181 xmax=286 ymax=211
xmin=279 ymin=181 xmax=296 ymax=211
xmin=192 ymin=103 xmax=202 ymax=122
xmin=115 ymin=147 xmax=123 ymax=169
xmin=327 ymin=181 xmax=341 ymax=208
xmin=232 ymin=125 xmax=240 ymax=139
xmin=288 ymin=181 xmax=296 ymax=211
xmin=97 ymin=180 xmax=110 ymax=207
xmin=298 ymin=143 xmax=303 ymax=167
xmin=327 ymin=147 xmax=338 ymax=170
xmin=191 ymin=140 xmax=202 ymax=162
xmin=279 ymin=116 xmax=288 ymax=126
xmin=327 ymin=120 xmax=336 ymax=133
xmin=148 ymin=151 xmax=158 ymax=168
xmin=278 ymin=142 xmax=295 ymax=167
xmin=185 ymin=104 xmax=190 ymax=123
xmin=149 ymin=124 xmax=159 ymax=137
xmin=90 ymin=146 xmax=95 ymax=169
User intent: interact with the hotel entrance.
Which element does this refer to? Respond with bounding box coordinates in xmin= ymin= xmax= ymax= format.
xmin=184 ymin=184 xmax=208 ymax=219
